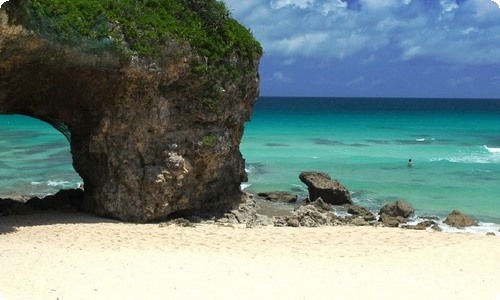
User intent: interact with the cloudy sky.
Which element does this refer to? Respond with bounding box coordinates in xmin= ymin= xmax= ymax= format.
xmin=223 ymin=0 xmax=500 ymax=98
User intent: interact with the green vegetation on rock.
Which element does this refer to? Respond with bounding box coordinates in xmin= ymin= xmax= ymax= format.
xmin=201 ymin=133 xmax=218 ymax=148
xmin=20 ymin=0 xmax=262 ymax=65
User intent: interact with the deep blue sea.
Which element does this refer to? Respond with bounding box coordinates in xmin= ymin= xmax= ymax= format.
xmin=241 ymin=97 xmax=500 ymax=233
xmin=1 ymin=97 xmax=500 ymax=233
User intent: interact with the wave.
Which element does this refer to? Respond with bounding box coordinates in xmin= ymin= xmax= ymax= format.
xmin=429 ymin=145 xmax=500 ymax=164
xmin=31 ymin=180 xmax=79 ymax=188
xmin=430 ymin=156 xmax=492 ymax=164
xmin=406 ymin=216 xmax=500 ymax=235
xmin=484 ymin=145 xmax=500 ymax=154
xmin=47 ymin=180 xmax=71 ymax=187
xmin=240 ymin=183 xmax=251 ymax=190
xmin=415 ymin=138 xmax=435 ymax=142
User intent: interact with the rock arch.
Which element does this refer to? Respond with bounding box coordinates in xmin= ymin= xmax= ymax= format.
xmin=0 ymin=2 xmax=261 ymax=222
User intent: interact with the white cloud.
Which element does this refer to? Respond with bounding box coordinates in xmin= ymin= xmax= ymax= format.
xmin=273 ymin=32 xmax=329 ymax=56
xmin=320 ymin=0 xmax=347 ymax=15
xmin=440 ymin=0 xmax=459 ymax=13
xmin=359 ymin=0 xmax=411 ymax=10
xmin=271 ymin=0 xmax=315 ymax=9
xmin=492 ymin=0 xmax=500 ymax=8
xmin=223 ymin=0 xmax=500 ymax=65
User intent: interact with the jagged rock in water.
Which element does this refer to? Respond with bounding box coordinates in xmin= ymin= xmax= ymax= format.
xmin=0 ymin=0 xmax=262 ymax=222
xmin=299 ymin=171 xmax=352 ymax=205
xmin=444 ymin=210 xmax=478 ymax=228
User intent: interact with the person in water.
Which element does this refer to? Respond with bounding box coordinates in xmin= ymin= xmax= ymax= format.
xmin=407 ymin=159 xmax=413 ymax=167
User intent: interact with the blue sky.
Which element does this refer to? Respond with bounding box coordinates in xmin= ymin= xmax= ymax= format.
xmin=223 ymin=0 xmax=500 ymax=98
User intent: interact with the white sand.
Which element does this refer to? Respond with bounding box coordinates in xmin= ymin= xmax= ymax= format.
xmin=1 ymin=211 xmax=499 ymax=300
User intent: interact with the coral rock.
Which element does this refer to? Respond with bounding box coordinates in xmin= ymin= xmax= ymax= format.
xmin=0 ymin=1 xmax=261 ymax=222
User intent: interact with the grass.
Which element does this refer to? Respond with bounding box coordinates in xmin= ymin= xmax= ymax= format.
xmin=201 ymin=133 xmax=218 ymax=148
xmin=21 ymin=0 xmax=262 ymax=66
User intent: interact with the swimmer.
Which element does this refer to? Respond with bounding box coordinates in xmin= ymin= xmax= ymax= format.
xmin=407 ymin=158 xmax=413 ymax=167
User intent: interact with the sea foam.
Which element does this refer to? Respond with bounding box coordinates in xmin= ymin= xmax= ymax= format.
xmin=484 ymin=145 xmax=500 ymax=154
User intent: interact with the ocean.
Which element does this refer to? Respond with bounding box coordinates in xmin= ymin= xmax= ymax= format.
xmin=0 ymin=116 xmax=81 ymax=197
xmin=241 ymin=97 xmax=500 ymax=232
xmin=1 ymin=97 xmax=500 ymax=232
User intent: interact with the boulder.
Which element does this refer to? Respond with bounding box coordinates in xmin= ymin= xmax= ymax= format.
xmin=345 ymin=204 xmax=376 ymax=221
xmin=299 ymin=172 xmax=352 ymax=205
xmin=0 ymin=1 xmax=262 ymax=222
xmin=379 ymin=214 xmax=403 ymax=227
xmin=444 ymin=210 xmax=478 ymax=228
xmin=257 ymin=192 xmax=298 ymax=203
xmin=378 ymin=200 xmax=415 ymax=226
xmin=273 ymin=198 xmax=339 ymax=227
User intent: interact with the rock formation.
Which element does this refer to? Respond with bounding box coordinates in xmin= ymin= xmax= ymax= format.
xmin=378 ymin=200 xmax=415 ymax=227
xmin=299 ymin=171 xmax=352 ymax=205
xmin=257 ymin=191 xmax=298 ymax=203
xmin=344 ymin=204 xmax=377 ymax=221
xmin=0 ymin=0 xmax=262 ymax=222
xmin=444 ymin=210 xmax=478 ymax=228
xmin=274 ymin=198 xmax=342 ymax=227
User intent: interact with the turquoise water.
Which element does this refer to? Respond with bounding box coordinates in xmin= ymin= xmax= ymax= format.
xmin=241 ymin=97 xmax=500 ymax=225
xmin=1 ymin=97 xmax=500 ymax=229
xmin=0 ymin=115 xmax=81 ymax=197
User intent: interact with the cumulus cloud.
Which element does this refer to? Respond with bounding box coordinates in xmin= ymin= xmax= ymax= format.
xmin=224 ymin=0 xmax=500 ymax=65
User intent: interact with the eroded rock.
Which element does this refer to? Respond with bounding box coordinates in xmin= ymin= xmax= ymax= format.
xmin=444 ymin=210 xmax=478 ymax=228
xmin=257 ymin=191 xmax=298 ymax=203
xmin=345 ymin=204 xmax=376 ymax=221
xmin=299 ymin=171 xmax=352 ymax=205
xmin=273 ymin=198 xmax=341 ymax=227
xmin=0 ymin=1 xmax=261 ymax=222
xmin=378 ymin=200 xmax=415 ymax=227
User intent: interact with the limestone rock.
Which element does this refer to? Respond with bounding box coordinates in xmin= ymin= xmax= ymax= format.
xmin=345 ymin=204 xmax=376 ymax=221
xmin=402 ymin=220 xmax=437 ymax=230
xmin=307 ymin=197 xmax=332 ymax=212
xmin=257 ymin=191 xmax=298 ymax=203
xmin=299 ymin=172 xmax=352 ymax=205
xmin=273 ymin=198 xmax=339 ymax=227
xmin=378 ymin=200 xmax=415 ymax=226
xmin=444 ymin=210 xmax=478 ymax=228
xmin=0 ymin=1 xmax=261 ymax=222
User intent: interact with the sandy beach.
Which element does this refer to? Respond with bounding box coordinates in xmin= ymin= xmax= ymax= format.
xmin=0 ymin=211 xmax=499 ymax=300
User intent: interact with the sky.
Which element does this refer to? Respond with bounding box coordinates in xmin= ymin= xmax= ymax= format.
xmin=222 ymin=0 xmax=500 ymax=98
